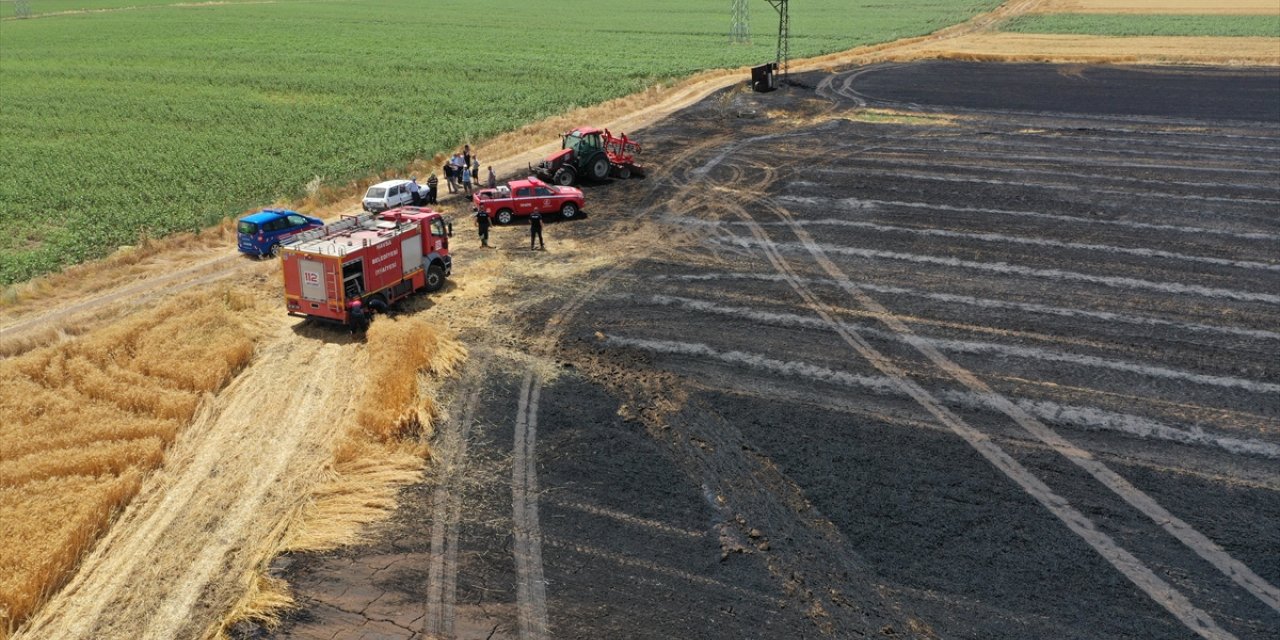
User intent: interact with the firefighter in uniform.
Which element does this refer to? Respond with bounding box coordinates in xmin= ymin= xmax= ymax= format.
xmin=529 ymin=211 xmax=544 ymax=250
xmin=347 ymin=298 xmax=368 ymax=333
xmin=474 ymin=208 xmax=491 ymax=248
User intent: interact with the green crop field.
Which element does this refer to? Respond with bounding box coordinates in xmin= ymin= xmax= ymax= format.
xmin=0 ymin=0 xmax=1001 ymax=284
xmin=1002 ymin=13 xmax=1280 ymax=38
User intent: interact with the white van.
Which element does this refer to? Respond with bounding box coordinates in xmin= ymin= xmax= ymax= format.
xmin=363 ymin=179 xmax=415 ymax=213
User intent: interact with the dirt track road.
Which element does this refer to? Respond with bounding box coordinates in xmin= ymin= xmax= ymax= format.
xmin=19 ymin=320 xmax=362 ymax=640
xmin=267 ymin=62 xmax=1279 ymax=640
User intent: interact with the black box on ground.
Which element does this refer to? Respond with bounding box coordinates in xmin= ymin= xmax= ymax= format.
xmin=752 ymin=63 xmax=778 ymax=92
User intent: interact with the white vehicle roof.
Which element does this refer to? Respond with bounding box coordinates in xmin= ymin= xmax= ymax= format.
xmin=368 ymin=179 xmax=411 ymax=191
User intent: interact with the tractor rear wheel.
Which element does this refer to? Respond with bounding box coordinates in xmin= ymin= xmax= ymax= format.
xmin=588 ymin=154 xmax=609 ymax=181
xmin=496 ymin=209 xmax=514 ymax=225
xmin=552 ymin=167 xmax=576 ymax=186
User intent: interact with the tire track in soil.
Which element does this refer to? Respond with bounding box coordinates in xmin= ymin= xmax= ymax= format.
xmin=697 ymin=130 xmax=1280 ymax=629
xmin=455 ymin=137 xmax=733 ymax=639
xmin=722 ymin=199 xmax=1238 ymax=639
xmin=17 ymin=323 xmax=357 ymax=640
xmin=423 ymin=355 xmax=488 ymax=639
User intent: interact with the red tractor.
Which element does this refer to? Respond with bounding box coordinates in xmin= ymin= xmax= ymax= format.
xmin=532 ymin=127 xmax=644 ymax=186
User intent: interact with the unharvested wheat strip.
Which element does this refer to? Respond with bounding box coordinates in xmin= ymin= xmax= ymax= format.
xmin=716 ymin=207 xmax=1239 ymax=638
xmin=773 ymin=195 xmax=1280 ymax=242
xmin=656 ymin=272 xmax=1280 ymax=342
xmin=635 ymin=293 xmax=1280 ymax=394
xmin=713 ymin=237 xmax=1280 ymax=305
xmin=668 ymin=216 xmax=1279 ymax=272
xmin=603 ymin=336 xmax=1280 ymax=460
xmin=1034 ymin=1 xmax=1280 ymax=15
xmin=813 ymin=166 xmax=1280 ymax=206
xmin=764 ymin=203 xmax=1280 ymax=616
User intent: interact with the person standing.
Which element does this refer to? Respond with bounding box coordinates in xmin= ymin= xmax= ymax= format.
xmin=408 ymin=176 xmax=422 ymax=205
xmin=474 ymin=208 xmax=491 ymax=247
xmin=487 ymin=166 xmax=497 ymax=189
xmin=461 ymin=165 xmax=472 ymax=196
xmin=443 ymin=162 xmax=456 ymax=194
xmin=347 ymin=298 xmax=368 ymax=333
xmin=471 ymin=156 xmax=480 ymax=184
xmin=462 ymin=144 xmax=472 ymax=169
xmin=529 ymin=211 xmax=544 ymax=250
xmin=426 ymin=172 xmax=439 ymax=204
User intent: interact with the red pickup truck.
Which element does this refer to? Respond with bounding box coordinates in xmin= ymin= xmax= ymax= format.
xmin=472 ymin=177 xmax=585 ymax=225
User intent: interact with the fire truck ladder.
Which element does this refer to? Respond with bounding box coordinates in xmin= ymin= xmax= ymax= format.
xmin=286 ymin=212 xmax=377 ymax=247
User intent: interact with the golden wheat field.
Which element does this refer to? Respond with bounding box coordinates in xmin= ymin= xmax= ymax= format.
xmin=1035 ymin=0 xmax=1280 ymax=14
xmin=0 ymin=290 xmax=258 ymax=636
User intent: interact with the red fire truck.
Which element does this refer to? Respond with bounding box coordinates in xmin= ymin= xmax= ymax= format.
xmin=280 ymin=207 xmax=452 ymax=327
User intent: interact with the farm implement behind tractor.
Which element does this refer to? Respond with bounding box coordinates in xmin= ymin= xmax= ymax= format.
xmin=532 ymin=127 xmax=644 ymax=186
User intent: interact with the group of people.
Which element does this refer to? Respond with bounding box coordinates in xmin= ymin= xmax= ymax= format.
xmin=441 ymin=144 xmax=495 ymax=196
xmin=407 ymin=173 xmax=438 ymax=206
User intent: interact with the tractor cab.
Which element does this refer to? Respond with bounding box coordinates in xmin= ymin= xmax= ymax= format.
xmin=563 ymin=128 xmax=605 ymax=156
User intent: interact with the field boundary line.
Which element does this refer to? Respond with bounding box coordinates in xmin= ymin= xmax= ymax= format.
xmin=760 ymin=199 xmax=1280 ymax=616
xmin=723 ymin=202 xmax=1239 ymax=639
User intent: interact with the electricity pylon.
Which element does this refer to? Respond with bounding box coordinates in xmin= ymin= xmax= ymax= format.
xmin=730 ymin=0 xmax=751 ymax=44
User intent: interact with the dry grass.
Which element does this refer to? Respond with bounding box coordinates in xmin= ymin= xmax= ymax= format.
xmin=1034 ymin=0 xmax=1280 ymax=14
xmin=0 ymin=220 xmax=237 ymax=315
xmin=0 ymin=288 xmax=260 ymax=637
xmin=217 ymin=315 xmax=465 ymax=636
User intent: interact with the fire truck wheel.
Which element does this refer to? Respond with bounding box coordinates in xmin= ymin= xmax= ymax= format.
xmin=496 ymin=209 xmax=514 ymax=225
xmin=560 ymin=202 xmax=578 ymax=219
xmin=553 ymin=167 xmax=575 ymax=186
xmin=424 ymin=264 xmax=446 ymax=292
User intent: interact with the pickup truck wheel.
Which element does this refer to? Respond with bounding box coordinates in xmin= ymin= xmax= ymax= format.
xmin=560 ymin=202 xmax=579 ymax=219
xmin=496 ymin=209 xmax=513 ymax=225
xmin=552 ymin=167 xmax=575 ymax=186
xmin=424 ymin=264 xmax=446 ymax=292
xmin=588 ymin=154 xmax=610 ymax=181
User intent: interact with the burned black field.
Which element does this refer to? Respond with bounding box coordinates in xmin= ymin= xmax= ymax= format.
xmin=270 ymin=62 xmax=1279 ymax=640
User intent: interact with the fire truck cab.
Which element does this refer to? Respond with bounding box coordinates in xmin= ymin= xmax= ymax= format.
xmin=280 ymin=207 xmax=451 ymax=327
